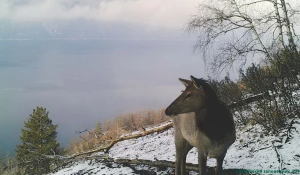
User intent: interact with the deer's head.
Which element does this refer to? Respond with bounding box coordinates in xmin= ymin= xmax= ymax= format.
xmin=165 ymin=76 xmax=207 ymax=117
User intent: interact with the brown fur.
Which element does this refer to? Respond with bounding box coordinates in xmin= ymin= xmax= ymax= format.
xmin=165 ymin=76 xmax=236 ymax=175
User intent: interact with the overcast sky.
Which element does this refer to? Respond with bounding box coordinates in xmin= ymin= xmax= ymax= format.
xmin=0 ymin=0 xmax=218 ymax=154
xmin=0 ymin=0 xmax=202 ymax=31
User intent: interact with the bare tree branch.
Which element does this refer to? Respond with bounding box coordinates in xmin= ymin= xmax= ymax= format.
xmin=75 ymin=129 xmax=92 ymax=134
xmin=187 ymin=0 xmax=299 ymax=72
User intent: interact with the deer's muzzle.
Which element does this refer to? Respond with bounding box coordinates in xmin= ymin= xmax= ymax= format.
xmin=165 ymin=108 xmax=177 ymax=117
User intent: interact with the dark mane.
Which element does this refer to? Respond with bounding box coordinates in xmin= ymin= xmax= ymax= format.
xmin=196 ymin=79 xmax=234 ymax=140
xmin=197 ymin=79 xmax=219 ymax=102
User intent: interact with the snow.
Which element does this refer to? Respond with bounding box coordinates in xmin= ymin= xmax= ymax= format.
xmin=50 ymin=119 xmax=300 ymax=175
xmin=51 ymin=160 xmax=135 ymax=175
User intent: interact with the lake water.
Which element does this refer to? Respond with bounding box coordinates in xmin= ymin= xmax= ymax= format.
xmin=0 ymin=38 xmax=204 ymax=155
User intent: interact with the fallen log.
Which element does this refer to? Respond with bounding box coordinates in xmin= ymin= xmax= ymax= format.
xmin=68 ymin=122 xmax=173 ymax=159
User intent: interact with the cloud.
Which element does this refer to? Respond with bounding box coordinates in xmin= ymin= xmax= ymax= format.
xmin=0 ymin=0 xmax=199 ymax=30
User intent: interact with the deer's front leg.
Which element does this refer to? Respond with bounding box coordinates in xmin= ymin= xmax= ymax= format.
xmin=215 ymin=154 xmax=225 ymax=175
xmin=198 ymin=148 xmax=207 ymax=175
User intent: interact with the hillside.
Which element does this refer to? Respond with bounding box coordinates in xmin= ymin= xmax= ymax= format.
xmin=50 ymin=119 xmax=300 ymax=175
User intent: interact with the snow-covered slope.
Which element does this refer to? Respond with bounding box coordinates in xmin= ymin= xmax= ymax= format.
xmin=51 ymin=119 xmax=300 ymax=175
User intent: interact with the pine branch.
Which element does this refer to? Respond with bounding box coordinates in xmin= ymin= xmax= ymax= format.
xmin=0 ymin=160 xmax=32 ymax=175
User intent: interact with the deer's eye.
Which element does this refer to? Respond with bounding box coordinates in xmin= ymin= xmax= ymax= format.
xmin=185 ymin=93 xmax=192 ymax=99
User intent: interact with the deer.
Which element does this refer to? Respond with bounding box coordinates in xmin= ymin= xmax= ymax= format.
xmin=165 ymin=76 xmax=236 ymax=175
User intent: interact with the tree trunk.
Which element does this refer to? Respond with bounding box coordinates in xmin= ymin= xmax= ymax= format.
xmin=273 ymin=0 xmax=285 ymax=49
xmin=280 ymin=0 xmax=298 ymax=53
xmin=232 ymin=0 xmax=272 ymax=61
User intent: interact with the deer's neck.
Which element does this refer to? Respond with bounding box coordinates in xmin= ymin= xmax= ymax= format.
xmin=195 ymin=101 xmax=231 ymax=141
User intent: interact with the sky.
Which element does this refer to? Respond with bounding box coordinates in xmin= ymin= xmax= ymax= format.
xmin=0 ymin=0 xmax=218 ymax=155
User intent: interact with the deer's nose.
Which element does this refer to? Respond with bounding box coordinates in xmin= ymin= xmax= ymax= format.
xmin=165 ymin=108 xmax=172 ymax=116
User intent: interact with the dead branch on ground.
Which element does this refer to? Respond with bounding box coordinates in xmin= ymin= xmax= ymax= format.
xmin=68 ymin=122 xmax=173 ymax=159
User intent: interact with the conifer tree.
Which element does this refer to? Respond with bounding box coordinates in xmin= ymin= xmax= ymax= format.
xmin=16 ymin=106 xmax=59 ymax=174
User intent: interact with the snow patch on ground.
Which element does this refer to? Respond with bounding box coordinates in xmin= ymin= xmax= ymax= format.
xmin=51 ymin=160 xmax=135 ymax=175
xmin=50 ymin=119 xmax=300 ymax=174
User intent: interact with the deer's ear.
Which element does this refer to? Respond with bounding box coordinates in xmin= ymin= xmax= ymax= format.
xmin=190 ymin=75 xmax=200 ymax=89
xmin=179 ymin=78 xmax=191 ymax=87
